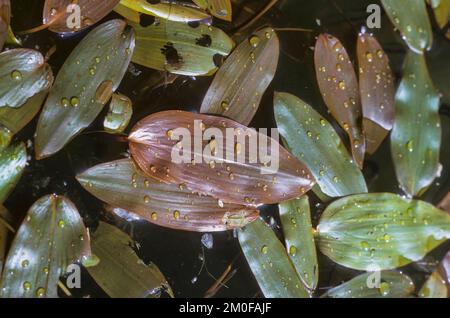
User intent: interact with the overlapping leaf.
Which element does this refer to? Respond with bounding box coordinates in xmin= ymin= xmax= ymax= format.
xmin=35 ymin=19 xmax=135 ymax=159
xmin=322 ymin=271 xmax=415 ymax=298
xmin=314 ymin=34 xmax=365 ymax=168
xmin=0 ymin=205 xmax=10 ymax=273
xmin=43 ymin=0 xmax=120 ymax=34
xmin=0 ymin=142 xmax=26 ymax=204
xmin=381 ymin=0 xmax=433 ymax=53
xmin=200 ymin=27 xmax=279 ymax=125
xmin=317 ymin=193 xmax=450 ymax=271
xmin=193 ymin=0 xmax=232 ymax=21
xmin=274 ymin=92 xmax=367 ymax=197
xmin=357 ymin=33 xmax=395 ymax=154
xmin=0 ymin=49 xmax=53 ymax=108
xmin=390 ymin=51 xmax=441 ymax=197
xmin=114 ymin=2 xmax=140 ymax=23
xmin=0 ymin=0 xmax=10 ymax=51
xmin=238 ymin=218 xmax=310 ymax=298
xmin=0 ymin=195 xmax=91 ymax=298
xmin=0 ymin=125 xmax=11 ymax=151
xmin=128 ymin=110 xmax=315 ymax=206
xmin=77 ymin=159 xmax=258 ymax=232
xmin=427 ymin=0 xmax=450 ymax=29
xmin=279 ymin=196 xmax=318 ymax=291
xmin=419 ymin=271 xmax=448 ymax=297
xmin=104 ymin=93 xmax=133 ymax=134
xmin=129 ymin=19 xmax=233 ymax=76
xmin=87 ymin=221 xmax=173 ymax=298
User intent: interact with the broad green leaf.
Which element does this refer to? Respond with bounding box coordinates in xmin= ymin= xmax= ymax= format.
xmin=279 ymin=196 xmax=318 ymax=291
xmin=419 ymin=271 xmax=448 ymax=297
xmin=129 ymin=19 xmax=233 ymax=76
xmin=77 ymin=159 xmax=259 ymax=232
xmin=390 ymin=51 xmax=441 ymax=197
xmin=274 ymin=92 xmax=367 ymax=197
xmin=35 ymin=19 xmax=135 ymax=159
xmin=120 ymin=0 xmax=211 ymax=23
xmin=238 ymin=218 xmax=310 ymax=298
xmin=0 ymin=142 xmax=26 ymax=204
xmin=357 ymin=33 xmax=395 ymax=155
xmin=200 ymin=27 xmax=279 ymax=125
xmin=427 ymin=0 xmax=450 ymax=29
xmin=314 ymin=34 xmax=365 ymax=168
xmin=317 ymin=193 xmax=450 ymax=271
xmin=104 ymin=93 xmax=133 ymax=134
xmin=0 ymin=194 xmax=91 ymax=298
xmin=193 ymin=0 xmax=232 ymax=21
xmin=87 ymin=221 xmax=173 ymax=298
xmin=322 ymin=271 xmax=415 ymax=298
xmin=0 ymin=49 xmax=53 ymax=108
xmin=381 ymin=0 xmax=433 ymax=53
xmin=0 ymin=0 xmax=10 ymax=50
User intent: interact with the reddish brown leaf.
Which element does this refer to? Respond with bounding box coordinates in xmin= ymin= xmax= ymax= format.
xmin=128 ymin=110 xmax=315 ymax=206
xmin=439 ymin=192 xmax=450 ymax=214
xmin=357 ymin=32 xmax=395 ymax=154
xmin=314 ymin=34 xmax=365 ymax=168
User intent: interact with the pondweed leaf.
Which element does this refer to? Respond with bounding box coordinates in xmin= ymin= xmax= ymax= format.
xmin=314 ymin=34 xmax=365 ymax=168
xmin=103 ymin=93 xmax=133 ymax=134
xmin=381 ymin=0 xmax=433 ymax=53
xmin=128 ymin=110 xmax=315 ymax=206
xmin=274 ymin=92 xmax=367 ymax=198
xmin=87 ymin=221 xmax=173 ymax=298
xmin=193 ymin=0 xmax=232 ymax=21
xmin=0 ymin=125 xmax=11 ymax=151
xmin=0 ymin=204 xmax=11 ymax=272
xmin=43 ymin=0 xmax=120 ymax=34
xmin=419 ymin=270 xmax=448 ymax=297
xmin=317 ymin=193 xmax=450 ymax=271
xmin=427 ymin=0 xmax=450 ymax=29
xmin=35 ymin=19 xmax=135 ymax=159
xmin=0 ymin=49 xmax=53 ymax=108
xmin=129 ymin=19 xmax=233 ymax=76
xmin=390 ymin=51 xmax=441 ymax=197
xmin=0 ymin=142 xmax=26 ymax=204
xmin=0 ymin=194 xmax=91 ymax=298
xmin=114 ymin=2 xmax=140 ymax=23
xmin=200 ymin=27 xmax=279 ymax=125
xmin=0 ymin=0 xmax=10 ymax=50
xmin=77 ymin=159 xmax=258 ymax=232
xmin=321 ymin=271 xmax=415 ymax=298
xmin=279 ymin=196 xmax=318 ymax=291
xmin=238 ymin=218 xmax=310 ymax=298
xmin=357 ymin=33 xmax=395 ymax=155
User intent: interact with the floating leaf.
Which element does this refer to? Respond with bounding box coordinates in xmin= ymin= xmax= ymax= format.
xmin=274 ymin=92 xmax=367 ymax=197
xmin=357 ymin=32 xmax=395 ymax=155
xmin=35 ymin=19 xmax=135 ymax=159
xmin=0 ymin=205 xmax=11 ymax=273
xmin=129 ymin=19 xmax=233 ymax=76
xmin=193 ymin=0 xmax=232 ymax=21
xmin=0 ymin=194 xmax=91 ymax=298
xmin=381 ymin=0 xmax=433 ymax=53
xmin=314 ymin=34 xmax=365 ymax=168
xmin=128 ymin=110 xmax=315 ymax=206
xmin=200 ymin=27 xmax=279 ymax=125
xmin=0 ymin=49 xmax=53 ymax=108
xmin=322 ymin=271 xmax=415 ymax=298
xmin=438 ymin=192 xmax=450 ymax=213
xmin=0 ymin=143 xmax=26 ymax=204
xmin=427 ymin=0 xmax=450 ymax=29
xmin=238 ymin=218 xmax=310 ymax=298
xmin=0 ymin=0 xmax=10 ymax=51
xmin=114 ymin=2 xmax=140 ymax=23
xmin=390 ymin=51 xmax=441 ymax=197
xmin=0 ymin=125 xmax=12 ymax=151
xmin=77 ymin=159 xmax=258 ymax=232
xmin=279 ymin=196 xmax=318 ymax=291
xmin=43 ymin=0 xmax=120 ymax=34
xmin=104 ymin=93 xmax=133 ymax=134
xmin=87 ymin=221 xmax=173 ymax=298
xmin=120 ymin=0 xmax=211 ymax=23
xmin=317 ymin=193 xmax=450 ymax=271
xmin=419 ymin=271 xmax=448 ymax=297
xmin=6 ymin=26 xmax=20 ymax=46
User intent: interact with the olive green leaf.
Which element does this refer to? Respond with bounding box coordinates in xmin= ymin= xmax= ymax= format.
xmin=120 ymin=0 xmax=211 ymax=23
xmin=390 ymin=51 xmax=441 ymax=197
xmin=274 ymin=92 xmax=367 ymax=198
xmin=104 ymin=93 xmax=133 ymax=134
xmin=0 ymin=142 xmax=26 ymax=204
xmin=238 ymin=218 xmax=310 ymax=298
xmin=0 ymin=0 xmax=10 ymax=51
xmin=322 ymin=271 xmax=415 ymax=298
xmin=35 ymin=19 xmax=135 ymax=159
xmin=317 ymin=193 xmax=450 ymax=271
xmin=0 ymin=194 xmax=91 ymax=298
xmin=114 ymin=2 xmax=140 ymax=23
xmin=0 ymin=125 xmax=12 ymax=151
xmin=381 ymin=0 xmax=433 ymax=53
xmin=419 ymin=271 xmax=448 ymax=297
xmin=279 ymin=196 xmax=318 ymax=291
xmin=129 ymin=19 xmax=233 ymax=76
xmin=77 ymin=159 xmax=258 ymax=232
xmin=0 ymin=49 xmax=53 ymax=108
xmin=193 ymin=0 xmax=232 ymax=21
xmin=427 ymin=0 xmax=450 ymax=29
xmin=200 ymin=28 xmax=279 ymax=125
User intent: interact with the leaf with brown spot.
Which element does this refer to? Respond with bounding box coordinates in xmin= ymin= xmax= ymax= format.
xmin=314 ymin=34 xmax=365 ymax=168
xmin=200 ymin=27 xmax=279 ymax=126
xmin=357 ymin=33 xmax=395 ymax=155
xmin=128 ymin=110 xmax=315 ymax=206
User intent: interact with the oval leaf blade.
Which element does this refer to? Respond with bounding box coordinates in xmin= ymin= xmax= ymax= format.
xmin=103 ymin=93 xmax=133 ymax=134
xmin=0 ymin=142 xmax=26 ymax=204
